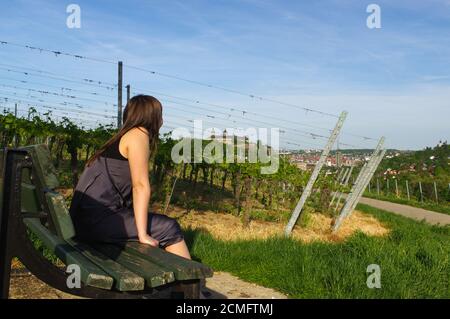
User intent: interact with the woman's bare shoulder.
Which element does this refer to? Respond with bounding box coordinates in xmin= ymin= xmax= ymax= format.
xmin=123 ymin=127 xmax=149 ymax=140
xmin=121 ymin=127 xmax=150 ymax=159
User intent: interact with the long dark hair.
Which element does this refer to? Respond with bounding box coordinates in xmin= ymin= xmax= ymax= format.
xmin=86 ymin=95 xmax=163 ymax=167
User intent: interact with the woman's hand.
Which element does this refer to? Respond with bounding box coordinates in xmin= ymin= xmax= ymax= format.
xmin=139 ymin=234 xmax=159 ymax=247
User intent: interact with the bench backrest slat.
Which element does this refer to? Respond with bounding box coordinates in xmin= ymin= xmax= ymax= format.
xmin=21 ymin=184 xmax=42 ymax=214
xmin=0 ymin=149 xmax=4 ymax=177
xmin=18 ymin=145 xmax=76 ymax=240
xmin=45 ymin=192 xmax=75 ymax=239
xmin=0 ymin=149 xmax=4 ymax=212
xmin=19 ymin=145 xmax=59 ymax=189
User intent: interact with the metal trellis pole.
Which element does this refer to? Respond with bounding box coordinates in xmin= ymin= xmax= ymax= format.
xmin=330 ymin=166 xmax=349 ymax=207
xmin=285 ymin=111 xmax=347 ymax=236
xmin=343 ymin=148 xmax=386 ymax=220
xmin=333 ymin=148 xmax=386 ymax=232
xmin=419 ymin=182 xmax=423 ymax=203
xmin=434 ymin=181 xmax=438 ymax=203
xmin=330 ymin=164 xmax=355 ymax=209
xmin=335 ymin=167 xmax=346 ymax=185
xmin=334 ymin=160 xmax=371 ymax=213
xmin=332 ymin=137 xmax=385 ymax=232
xmin=344 ymin=165 xmax=354 ymax=185
xmin=406 ymin=180 xmax=410 ymax=200
xmin=395 ymin=179 xmax=399 ymax=198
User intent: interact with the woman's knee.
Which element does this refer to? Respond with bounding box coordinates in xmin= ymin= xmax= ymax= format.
xmin=158 ymin=214 xmax=181 ymax=230
xmin=150 ymin=213 xmax=183 ymax=239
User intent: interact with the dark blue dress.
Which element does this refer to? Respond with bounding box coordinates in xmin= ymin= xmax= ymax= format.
xmin=69 ymin=138 xmax=183 ymax=248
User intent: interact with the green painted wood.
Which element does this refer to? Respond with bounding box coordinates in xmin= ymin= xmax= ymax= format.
xmin=92 ymin=243 xmax=175 ymax=288
xmin=23 ymin=218 xmax=114 ymax=290
xmin=0 ymin=149 xmax=5 ymax=204
xmin=0 ymin=177 xmax=3 ymax=208
xmin=21 ymin=183 xmax=41 ymax=213
xmin=20 ymin=165 xmax=32 ymax=183
xmin=0 ymin=150 xmax=4 ymax=207
xmin=120 ymin=242 xmax=213 ymax=280
xmin=0 ymin=149 xmax=4 ymax=175
xmin=45 ymin=192 xmax=76 ymax=240
xmin=18 ymin=144 xmax=75 ymax=239
xmin=66 ymin=239 xmax=145 ymax=291
xmin=19 ymin=144 xmax=59 ymax=189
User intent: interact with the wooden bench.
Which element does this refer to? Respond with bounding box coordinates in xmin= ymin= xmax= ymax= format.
xmin=0 ymin=145 xmax=213 ymax=299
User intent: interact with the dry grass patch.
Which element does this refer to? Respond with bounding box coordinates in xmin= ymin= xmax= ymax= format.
xmin=173 ymin=208 xmax=389 ymax=243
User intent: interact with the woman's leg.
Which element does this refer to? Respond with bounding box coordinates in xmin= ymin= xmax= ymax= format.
xmin=165 ymin=239 xmax=191 ymax=259
xmin=146 ymin=213 xmax=191 ymax=258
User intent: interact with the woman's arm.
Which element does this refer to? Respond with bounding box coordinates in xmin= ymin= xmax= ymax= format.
xmin=124 ymin=127 xmax=159 ymax=247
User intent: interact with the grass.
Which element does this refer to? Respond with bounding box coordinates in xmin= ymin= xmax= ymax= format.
xmin=364 ymin=192 xmax=450 ymax=215
xmin=185 ymin=204 xmax=450 ymax=298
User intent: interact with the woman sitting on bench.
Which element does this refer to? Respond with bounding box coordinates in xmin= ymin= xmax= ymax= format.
xmin=69 ymin=95 xmax=191 ymax=259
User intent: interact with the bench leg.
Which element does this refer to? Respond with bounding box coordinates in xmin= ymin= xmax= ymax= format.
xmin=0 ymin=247 xmax=12 ymax=299
xmin=0 ymin=150 xmax=20 ymax=299
xmin=172 ymin=279 xmax=200 ymax=299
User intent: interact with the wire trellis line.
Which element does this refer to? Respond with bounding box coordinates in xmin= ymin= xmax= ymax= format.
xmin=1 ymin=40 xmax=338 ymax=118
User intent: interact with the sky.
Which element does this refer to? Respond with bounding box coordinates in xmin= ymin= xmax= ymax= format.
xmin=0 ymin=0 xmax=449 ymax=150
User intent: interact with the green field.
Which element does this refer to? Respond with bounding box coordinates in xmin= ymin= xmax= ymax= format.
xmin=185 ymin=204 xmax=450 ymax=298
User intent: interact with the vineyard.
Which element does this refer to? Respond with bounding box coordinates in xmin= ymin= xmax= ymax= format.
xmin=0 ymin=109 xmax=344 ymax=228
xmin=366 ymin=143 xmax=450 ymax=215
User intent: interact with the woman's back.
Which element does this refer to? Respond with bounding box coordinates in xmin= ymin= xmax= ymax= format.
xmin=102 ymin=138 xmax=128 ymax=161
xmin=69 ymin=137 xmax=133 ymax=240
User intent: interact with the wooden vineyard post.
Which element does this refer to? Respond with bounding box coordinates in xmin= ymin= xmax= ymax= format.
xmin=117 ymin=61 xmax=123 ymax=128
xmin=126 ymin=84 xmax=131 ymax=104
xmin=13 ymin=103 xmax=18 ymax=147
xmin=285 ymin=111 xmax=347 ymax=236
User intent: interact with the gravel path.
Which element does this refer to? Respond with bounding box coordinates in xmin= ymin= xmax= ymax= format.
xmin=359 ymin=197 xmax=450 ymax=226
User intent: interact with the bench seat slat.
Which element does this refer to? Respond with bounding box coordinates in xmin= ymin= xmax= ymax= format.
xmin=119 ymin=242 xmax=213 ymax=280
xmin=91 ymin=243 xmax=175 ymax=288
xmin=23 ymin=218 xmax=114 ymax=290
xmin=67 ymin=239 xmax=145 ymax=292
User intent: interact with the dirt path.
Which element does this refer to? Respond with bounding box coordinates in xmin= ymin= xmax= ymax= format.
xmin=8 ymin=270 xmax=287 ymax=299
xmin=204 ymin=272 xmax=287 ymax=299
xmin=360 ymin=197 xmax=450 ymax=225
